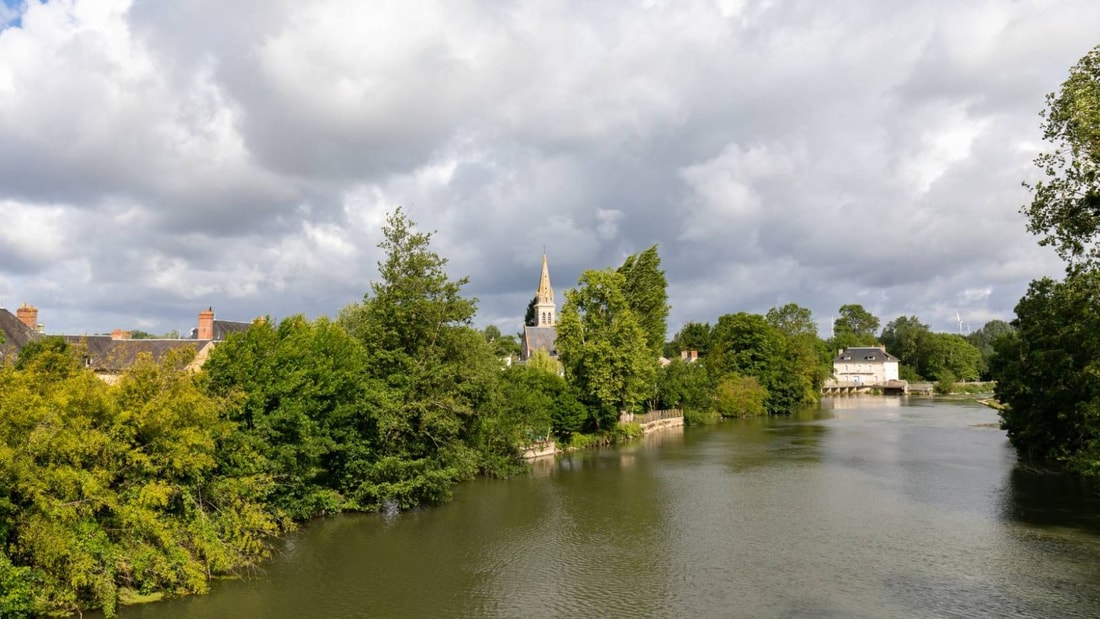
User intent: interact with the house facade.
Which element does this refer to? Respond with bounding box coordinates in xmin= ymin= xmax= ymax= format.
xmin=832 ymin=345 xmax=899 ymax=385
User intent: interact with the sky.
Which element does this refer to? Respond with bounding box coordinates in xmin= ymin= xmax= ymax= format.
xmin=0 ymin=0 xmax=1097 ymax=339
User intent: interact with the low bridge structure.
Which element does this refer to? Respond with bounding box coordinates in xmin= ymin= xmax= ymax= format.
xmin=822 ymin=379 xmax=933 ymax=396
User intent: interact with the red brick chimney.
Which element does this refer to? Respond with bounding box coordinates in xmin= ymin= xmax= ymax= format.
xmin=110 ymin=329 xmax=131 ymax=340
xmin=198 ymin=307 xmax=215 ymax=340
xmin=16 ymin=303 xmax=38 ymax=330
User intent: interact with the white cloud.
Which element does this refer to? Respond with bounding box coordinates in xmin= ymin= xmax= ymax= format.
xmin=0 ymin=0 xmax=1097 ymax=335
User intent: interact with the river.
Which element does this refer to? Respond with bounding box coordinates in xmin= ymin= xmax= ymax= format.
xmin=118 ymin=397 xmax=1100 ymax=618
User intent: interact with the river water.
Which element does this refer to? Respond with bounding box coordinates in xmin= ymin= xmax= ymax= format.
xmin=120 ymin=397 xmax=1100 ymax=618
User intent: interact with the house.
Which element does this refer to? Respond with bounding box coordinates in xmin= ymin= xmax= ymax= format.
xmin=0 ymin=303 xmax=254 ymax=382
xmin=833 ymin=345 xmax=899 ymax=385
xmin=520 ymin=254 xmax=558 ymax=361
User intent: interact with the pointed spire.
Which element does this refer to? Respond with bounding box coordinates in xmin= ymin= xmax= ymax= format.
xmin=537 ymin=253 xmax=554 ymax=305
xmin=534 ymin=253 xmax=556 ymax=327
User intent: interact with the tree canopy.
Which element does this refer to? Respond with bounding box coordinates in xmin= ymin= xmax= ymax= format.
xmin=831 ymin=304 xmax=880 ymax=349
xmin=556 ymin=268 xmax=657 ymax=428
xmin=617 ymin=245 xmax=670 ymax=358
xmin=993 ymin=271 xmax=1100 ymax=475
xmin=1023 ymin=44 xmax=1100 ymax=269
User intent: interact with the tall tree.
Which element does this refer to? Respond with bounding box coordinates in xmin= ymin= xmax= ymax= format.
xmin=523 ymin=295 xmax=538 ymax=327
xmin=617 ymin=245 xmax=670 ymax=358
xmin=993 ymin=271 xmax=1100 ymax=475
xmin=707 ymin=312 xmax=810 ymax=414
xmin=338 ymin=208 xmax=504 ymax=507
xmin=1023 ymin=45 xmax=1100 ymax=270
xmin=665 ymin=321 xmax=713 ymax=358
xmin=765 ymin=303 xmax=818 ymax=338
xmin=556 ymin=269 xmax=657 ymax=429
xmin=880 ymin=315 xmax=931 ymax=374
xmin=966 ymin=319 xmax=1015 ymax=379
xmin=831 ymin=304 xmax=880 ymax=349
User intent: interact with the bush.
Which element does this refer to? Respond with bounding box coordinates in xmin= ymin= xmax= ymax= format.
xmin=715 ymin=374 xmax=768 ymax=417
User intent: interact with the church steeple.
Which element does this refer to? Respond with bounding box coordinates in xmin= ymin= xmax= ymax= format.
xmin=535 ymin=253 xmax=555 ymax=326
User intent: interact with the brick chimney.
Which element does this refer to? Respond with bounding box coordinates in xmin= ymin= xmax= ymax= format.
xmin=16 ymin=303 xmax=38 ymax=330
xmin=110 ymin=329 xmax=132 ymax=340
xmin=198 ymin=307 xmax=215 ymax=340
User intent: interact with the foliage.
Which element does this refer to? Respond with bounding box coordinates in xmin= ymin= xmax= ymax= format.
xmin=617 ymin=245 xmax=670 ymax=358
xmin=765 ymin=303 xmax=818 ymax=338
xmin=13 ymin=336 xmax=73 ymax=373
xmin=201 ymin=315 xmax=378 ymax=519
xmin=337 ymin=208 xmax=506 ymax=505
xmin=1023 ymin=45 xmax=1100 ymax=270
xmin=933 ymin=369 xmax=957 ymax=395
xmin=495 ymin=365 xmax=585 ymax=443
xmin=556 ymin=269 xmax=658 ymax=429
xmin=966 ymin=319 xmax=1015 ymax=379
xmin=831 ymin=304 xmax=880 ymax=349
xmin=523 ymin=295 xmax=539 ymax=328
xmin=880 ymin=316 xmax=983 ymax=381
xmin=0 ymin=351 xmax=283 ymax=617
xmin=525 ymin=348 xmax=562 ymax=375
xmin=664 ymin=321 xmax=712 ymax=358
xmin=707 ymin=312 xmax=812 ymax=414
xmin=993 ymin=271 xmax=1100 ymax=474
xmin=481 ymin=325 xmax=520 ymax=359
xmin=714 ymin=374 xmax=768 ymax=418
xmin=768 ymin=304 xmax=830 ymax=397
xmin=656 ymin=358 xmax=713 ymax=414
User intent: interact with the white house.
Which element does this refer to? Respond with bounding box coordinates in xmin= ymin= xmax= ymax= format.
xmin=833 ymin=345 xmax=899 ymax=385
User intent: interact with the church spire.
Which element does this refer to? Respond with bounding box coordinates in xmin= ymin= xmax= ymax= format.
xmin=535 ymin=253 xmax=556 ymax=326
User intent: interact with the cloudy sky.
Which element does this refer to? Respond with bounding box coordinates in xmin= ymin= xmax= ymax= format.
xmin=0 ymin=0 xmax=1097 ymax=339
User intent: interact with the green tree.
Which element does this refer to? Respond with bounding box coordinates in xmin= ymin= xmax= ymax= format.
xmin=993 ymin=271 xmax=1100 ymax=475
xmin=966 ymin=319 xmax=1015 ymax=379
xmin=880 ymin=315 xmax=931 ymax=376
xmin=617 ymin=245 xmax=670 ymax=358
xmin=656 ymin=358 xmax=714 ymax=414
xmin=523 ymin=295 xmax=538 ymax=327
xmin=481 ymin=325 xmax=520 ymax=359
xmin=714 ymin=374 xmax=768 ymax=418
xmin=767 ymin=303 xmax=830 ymax=397
xmin=708 ymin=312 xmax=808 ymax=414
xmin=919 ymin=333 xmax=983 ymax=382
xmin=525 ymin=348 xmax=561 ymax=375
xmin=1023 ymin=45 xmax=1100 ymax=270
xmin=765 ymin=303 xmax=818 ymax=338
xmin=338 ymin=208 xmax=506 ymax=507
xmin=201 ymin=315 xmax=378 ymax=518
xmin=665 ymin=321 xmax=712 ymax=358
xmin=831 ymin=304 xmax=880 ymax=348
xmin=556 ymin=269 xmax=657 ymax=429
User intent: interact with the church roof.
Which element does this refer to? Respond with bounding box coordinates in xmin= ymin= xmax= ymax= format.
xmin=523 ymin=326 xmax=557 ymax=357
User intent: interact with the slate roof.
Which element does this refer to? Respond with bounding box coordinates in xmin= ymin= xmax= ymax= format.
xmin=523 ymin=326 xmax=558 ymax=358
xmin=0 ymin=308 xmax=39 ymax=352
xmin=212 ymin=320 xmax=251 ymax=340
xmin=833 ymin=347 xmax=899 ymax=363
xmin=63 ymin=336 xmax=207 ymax=373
